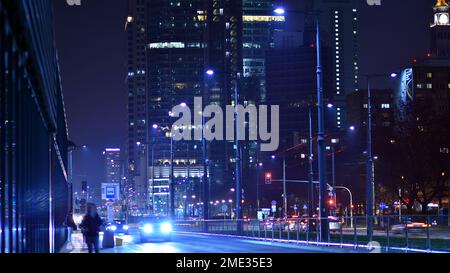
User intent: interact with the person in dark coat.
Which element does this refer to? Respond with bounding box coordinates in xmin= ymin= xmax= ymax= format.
xmin=80 ymin=203 xmax=103 ymax=253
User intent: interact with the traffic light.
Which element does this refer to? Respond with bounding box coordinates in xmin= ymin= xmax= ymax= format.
xmin=264 ymin=172 xmax=272 ymax=185
xmin=81 ymin=181 xmax=88 ymax=192
xmin=328 ymin=197 xmax=335 ymax=207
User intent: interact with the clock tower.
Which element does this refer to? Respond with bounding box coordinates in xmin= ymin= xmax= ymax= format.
xmin=431 ymin=0 xmax=450 ymax=57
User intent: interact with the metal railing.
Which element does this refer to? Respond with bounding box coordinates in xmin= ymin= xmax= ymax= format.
xmin=174 ymin=215 xmax=450 ymax=253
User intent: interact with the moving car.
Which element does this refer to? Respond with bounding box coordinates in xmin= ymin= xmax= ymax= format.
xmin=328 ymin=216 xmax=343 ymax=232
xmin=139 ymin=216 xmax=174 ymax=242
xmin=391 ymin=221 xmax=432 ymax=234
xmin=106 ymin=220 xmax=130 ymax=235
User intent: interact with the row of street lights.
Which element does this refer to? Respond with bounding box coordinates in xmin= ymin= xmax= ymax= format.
xmin=145 ymin=7 xmax=399 ymax=241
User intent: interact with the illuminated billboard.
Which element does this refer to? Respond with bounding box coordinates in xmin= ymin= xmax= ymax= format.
xmin=394 ymin=68 xmax=415 ymax=133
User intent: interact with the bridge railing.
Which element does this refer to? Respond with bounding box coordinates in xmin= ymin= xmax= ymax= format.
xmin=174 ymin=215 xmax=450 ymax=253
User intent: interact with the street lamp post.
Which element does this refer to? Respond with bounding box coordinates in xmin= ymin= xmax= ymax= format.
xmin=283 ymin=156 xmax=288 ymax=219
xmin=170 ymin=133 xmax=175 ymax=219
xmin=365 ymin=73 xmax=397 ymax=239
xmin=203 ymin=70 xmax=214 ymax=223
xmin=235 ymin=76 xmax=243 ymax=233
xmin=314 ymin=13 xmax=329 ymax=241
xmin=274 ymin=7 xmax=328 ymax=240
xmin=367 ymin=77 xmax=375 ymax=240
xmin=257 ymin=163 xmax=263 ymax=210
xmin=330 ymin=138 xmax=340 ymax=210
xmin=308 ymin=107 xmax=315 ymax=220
xmin=335 ymin=186 xmax=354 ymax=229
xmin=441 ymin=148 xmax=450 ymax=226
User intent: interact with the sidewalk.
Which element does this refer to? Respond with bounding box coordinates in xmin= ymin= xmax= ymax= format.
xmin=61 ymin=232 xmax=134 ymax=253
xmin=60 ymin=232 xmax=88 ymax=253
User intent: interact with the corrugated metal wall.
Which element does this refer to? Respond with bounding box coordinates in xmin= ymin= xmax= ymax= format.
xmin=0 ymin=0 xmax=69 ymax=253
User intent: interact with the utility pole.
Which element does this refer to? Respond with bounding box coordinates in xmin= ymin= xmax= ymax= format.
xmin=170 ymin=135 xmax=175 ymax=219
xmin=151 ymin=144 xmax=155 ymax=214
xmin=331 ymin=144 xmax=336 ymax=210
xmin=257 ymin=164 xmax=261 ymax=210
xmin=367 ymin=77 xmax=374 ymax=240
xmin=308 ymin=108 xmax=314 ymax=220
xmin=447 ymin=153 xmax=450 ymax=227
xmin=283 ymin=157 xmax=288 ymax=219
xmin=235 ymin=77 xmax=243 ymax=233
xmin=315 ymin=13 xmax=329 ymax=241
xmin=202 ymin=101 xmax=209 ymax=222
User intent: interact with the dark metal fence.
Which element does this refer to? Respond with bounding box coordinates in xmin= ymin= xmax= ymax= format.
xmin=174 ymin=215 xmax=450 ymax=253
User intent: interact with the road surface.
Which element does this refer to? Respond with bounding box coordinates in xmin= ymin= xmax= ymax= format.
xmin=62 ymin=231 xmax=356 ymax=253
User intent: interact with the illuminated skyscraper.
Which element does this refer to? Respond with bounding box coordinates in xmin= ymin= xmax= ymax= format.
xmin=104 ymin=149 xmax=122 ymax=185
xmin=125 ymin=0 xmax=244 ymax=215
xmin=242 ymin=0 xmax=285 ymax=103
xmin=125 ymin=0 xmax=149 ymax=213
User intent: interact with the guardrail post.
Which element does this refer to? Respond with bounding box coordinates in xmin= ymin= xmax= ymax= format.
xmin=257 ymin=221 xmax=261 ymax=238
xmin=306 ymin=219 xmax=310 ymax=244
xmin=386 ymin=216 xmax=390 ymax=253
xmin=264 ymin=223 xmax=267 ymax=241
xmin=340 ymin=223 xmax=343 ymax=248
xmin=272 ymin=223 xmax=274 ymax=241
xmin=354 ymin=219 xmax=358 ymax=250
xmin=316 ymin=219 xmax=319 ymax=245
xmin=279 ymin=222 xmax=282 ymax=240
xmin=327 ymin=221 xmax=330 ymax=246
xmin=287 ymin=222 xmax=290 ymax=242
xmin=427 ymin=215 xmax=431 ymax=252
xmin=404 ymin=217 xmax=409 ymax=252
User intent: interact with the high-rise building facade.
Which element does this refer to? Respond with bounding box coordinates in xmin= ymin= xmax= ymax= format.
xmin=125 ymin=0 xmax=149 ymax=213
xmin=125 ymin=0 xmax=244 ymax=216
xmin=242 ymin=0 xmax=284 ymax=103
xmin=146 ymin=0 xmax=205 ymax=216
xmin=204 ymin=0 xmax=243 ymax=201
xmin=104 ymin=149 xmax=122 ymax=184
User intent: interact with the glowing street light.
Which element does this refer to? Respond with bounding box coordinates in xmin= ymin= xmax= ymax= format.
xmin=273 ymin=7 xmax=286 ymax=15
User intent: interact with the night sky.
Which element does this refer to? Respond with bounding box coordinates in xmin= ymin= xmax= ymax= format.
xmin=53 ymin=0 xmax=434 ymax=193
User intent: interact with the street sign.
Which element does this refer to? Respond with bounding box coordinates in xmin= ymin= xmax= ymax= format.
xmin=271 ymin=201 xmax=277 ymax=213
xmin=101 ymin=183 xmax=120 ymax=201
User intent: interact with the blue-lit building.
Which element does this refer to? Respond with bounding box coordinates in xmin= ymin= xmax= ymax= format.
xmin=0 ymin=0 xmax=69 ymax=253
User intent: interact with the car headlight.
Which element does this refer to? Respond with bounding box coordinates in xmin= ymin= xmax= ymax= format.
xmin=123 ymin=225 xmax=129 ymax=231
xmin=143 ymin=224 xmax=153 ymax=234
xmin=109 ymin=225 xmax=117 ymax=232
xmin=161 ymin=222 xmax=173 ymax=234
